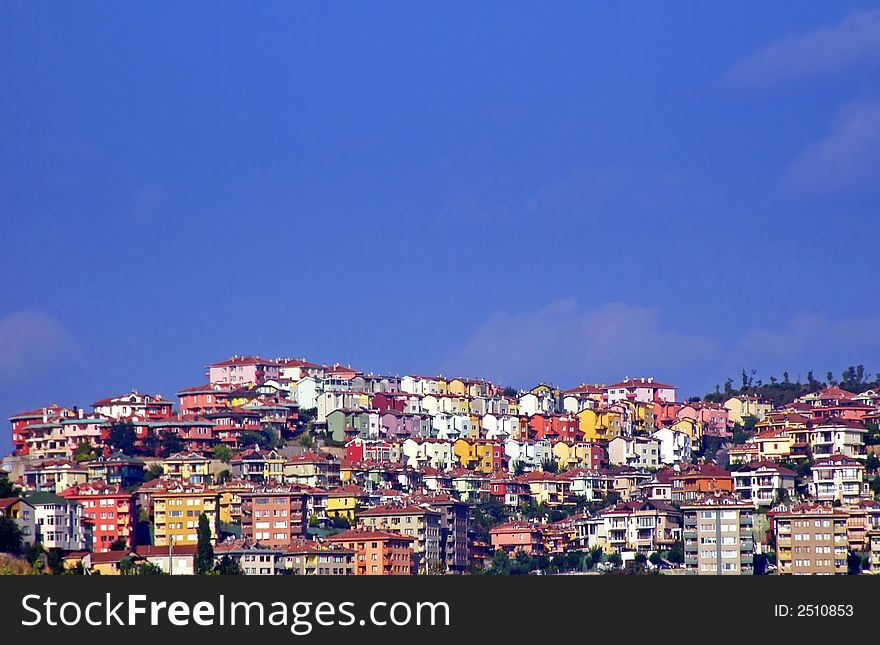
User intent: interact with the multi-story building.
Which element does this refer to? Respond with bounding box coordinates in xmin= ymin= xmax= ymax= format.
xmin=208 ymin=356 xmax=280 ymax=386
xmin=773 ymin=503 xmax=848 ymax=575
xmin=59 ymin=482 xmax=137 ymax=552
xmin=670 ymin=463 xmax=733 ymax=504
xmin=731 ymin=461 xmax=797 ymax=508
xmin=489 ymin=520 xmax=547 ymax=556
xmin=23 ymin=491 xmax=92 ymax=551
xmin=357 ymin=503 xmax=441 ymax=574
xmin=808 ymin=418 xmax=866 ymax=459
xmin=22 ymin=460 xmax=88 ymax=493
xmin=591 ymin=499 xmax=681 ymax=554
xmin=412 ymin=493 xmax=470 ymax=574
xmin=608 ymin=436 xmax=660 ymax=469
xmin=160 ymin=451 xmax=213 ymax=485
xmin=232 ymin=447 xmax=285 ymax=484
xmin=150 ymin=483 xmax=219 ymax=547
xmin=810 ymin=454 xmax=869 ymax=505
xmin=681 ymin=494 xmax=754 ymax=575
xmin=240 ymin=487 xmax=309 ymax=549
xmin=283 ymin=452 xmax=341 ymax=488
xmin=280 ymin=542 xmax=355 ymax=575
xmin=326 ymin=528 xmax=414 ymax=575
xmin=91 ymin=390 xmax=173 ymax=420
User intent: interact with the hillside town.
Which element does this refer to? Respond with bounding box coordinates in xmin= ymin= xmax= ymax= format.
xmin=2 ymin=355 xmax=880 ymax=576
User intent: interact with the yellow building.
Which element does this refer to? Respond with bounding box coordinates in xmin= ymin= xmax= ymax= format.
xmin=671 ymin=417 xmax=702 ymax=444
xmin=216 ymin=479 xmax=252 ymax=524
xmin=453 ymin=438 xmax=479 ymax=470
xmin=577 ymin=408 xmax=623 ymax=442
xmin=552 ymin=441 xmax=597 ymax=470
xmin=326 ymin=485 xmax=365 ymax=522
xmin=159 ymin=451 xmax=213 ymax=485
xmin=447 ymin=379 xmax=467 ymax=397
xmin=725 ymin=396 xmax=772 ymax=425
xmin=754 ymin=429 xmax=794 ymax=461
xmin=152 ymin=484 xmax=219 ymax=546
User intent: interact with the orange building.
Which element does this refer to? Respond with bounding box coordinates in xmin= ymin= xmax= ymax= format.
xmin=670 ymin=463 xmax=734 ymax=504
xmin=325 ymin=527 xmax=414 ymax=575
xmin=489 ymin=520 xmax=546 ymax=556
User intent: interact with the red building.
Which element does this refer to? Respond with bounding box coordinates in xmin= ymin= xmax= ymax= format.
xmin=9 ymin=404 xmax=76 ymax=456
xmin=529 ymin=414 xmax=580 ymax=442
xmin=240 ymin=486 xmax=310 ymax=549
xmin=176 ymin=383 xmax=232 ymax=416
xmin=60 ymin=481 xmax=137 ymax=552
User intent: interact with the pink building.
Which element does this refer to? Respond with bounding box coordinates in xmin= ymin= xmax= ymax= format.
xmin=207 ymin=355 xmax=280 ymax=386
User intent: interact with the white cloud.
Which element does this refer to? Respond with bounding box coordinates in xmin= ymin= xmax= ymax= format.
xmin=440 ymin=300 xmax=718 ymax=388
xmin=783 ymin=100 xmax=880 ymax=195
xmin=729 ymin=7 xmax=880 ymax=88
xmin=441 ymin=300 xmax=880 ymax=394
xmin=0 ymin=310 xmax=78 ymax=384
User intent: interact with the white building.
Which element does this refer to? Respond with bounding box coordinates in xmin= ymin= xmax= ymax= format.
xmin=23 ymin=492 xmax=91 ymax=551
xmin=606 ymin=377 xmax=676 ymax=404
xmin=651 ymin=428 xmax=692 ymax=465
xmin=810 ymin=454 xmax=869 ymax=505
xmin=608 ymin=436 xmax=660 ymax=469
xmin=732 ymin=461 xmax=797 ymax=507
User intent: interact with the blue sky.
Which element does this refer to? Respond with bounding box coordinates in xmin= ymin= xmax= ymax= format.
xmin=2 ymin=2 xmax=880 ymax=453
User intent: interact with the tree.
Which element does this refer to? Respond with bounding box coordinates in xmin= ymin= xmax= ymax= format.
xmin=213 ymin=444 xmax=232 ymax=463
xmin=159 ymin=430 xmax=184 ymax=457
xmin=512 ymin=460 xmax=527 ymax=477
xmin=607 ymin=553 xmax=622 ymax=568
xmin=72 ymin=441 xmax=97 ymax=463
xmin=0 ymin=516 xmax=23 ymax=554
xmin=0 ymin=473 xmax=18 ymax=497
xmin=137 ymin=561 xmax=165 ymax=576
xmin=108 ymin=538 xmax=128 ymax=551
xmin=108 ymin=421 xmax=137 ymax=455
xmin=667 ymin=540 xmax=684 ymax=564
xmin=488 ymin=549 xmax=510 ymax=575
xmin=649 ymin=552 xmax=662 ymax=566
xmin=194 ymin=513 xmax=214 ymax=575
xmin=215 ymin=555 xmax=242 ymax=575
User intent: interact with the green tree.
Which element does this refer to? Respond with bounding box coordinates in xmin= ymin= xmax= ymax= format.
xmin=0 ymin=473 xmax=18 ymax=497
xmin=72 ymin=441 xmax=97 ymax=463
xmin=108 ymin=538 xmax=128 ymax=551
xmin=0 ymin=516 xmax=23 ymax=554
xmin=215 ymin=555 xmax=242 ymax=575
xmin=488 ymin=549 xmax=510 ymax=575
xmin=667 ymin=540 xmax=684 ymax=564
xmin=159 ymin=430 xmax=184 ymax=457
xmin=194 ymin=513 xmax=214 ymax=575
xmin=108 ymin=421 xmax=138 ymax=455
xmin=213 ymin=444 xmax=232 ymax=463
xmin=137 ymin=561 xmax=165 ymax=575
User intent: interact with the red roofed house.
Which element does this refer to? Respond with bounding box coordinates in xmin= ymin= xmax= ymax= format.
xmin=208 ymin=355 xmax=280 ymax=386
xmin=326 ymin=527 xmax=415 ymax=575
xmin=607 ymin=377 xmax=676 ymax=404
xmin=9 ymin=404 xmax=76 ymax=456
xmin=91 ymin=391 xmax=173 ymax=420
xmin=489 ymin=520 xmax=546 ymax=556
